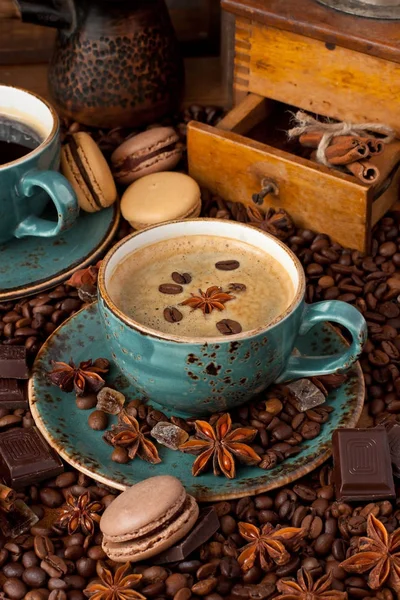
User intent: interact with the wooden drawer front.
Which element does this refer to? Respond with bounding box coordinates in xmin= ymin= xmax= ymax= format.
xmin=234 ymin=17 xmax=400 ymax=135
xmin=187 ymin=120 xmax=371 ymax=251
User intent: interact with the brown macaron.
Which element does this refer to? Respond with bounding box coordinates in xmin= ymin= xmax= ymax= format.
xmin=61 ymin=132 xmax=118 ymax=213
xmin=100 ymin=475 xmax=199 ymax=562
xmin=111 ymin=126 xmax=182 ymax=185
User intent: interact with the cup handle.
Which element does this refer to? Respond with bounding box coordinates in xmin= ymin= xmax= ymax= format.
xmin=276 ymin=300 xmax=368 ymax=383
xmin=14 ymin=169 xmax=79 ymax=239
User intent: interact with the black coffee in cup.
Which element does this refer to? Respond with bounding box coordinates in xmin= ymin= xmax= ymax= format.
xmin=0 ymin=115 xmax=43 ymax=165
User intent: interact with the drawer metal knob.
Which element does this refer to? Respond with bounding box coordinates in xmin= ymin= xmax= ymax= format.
xmin=252 ymin=178 xmax=279 ymax=205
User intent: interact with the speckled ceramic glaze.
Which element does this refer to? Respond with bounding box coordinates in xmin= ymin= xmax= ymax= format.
xmin=29 ymin=302 xmax=365 ymax=501
xmin=0 ymin=204 xmax=119 ymax=301
xmin=98 ymin=220 xmax=368 ymax=416
xmin=0 ymin=85 xmax=78 ymax=244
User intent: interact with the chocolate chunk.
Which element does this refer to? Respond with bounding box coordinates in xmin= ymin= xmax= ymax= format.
xmin=228 ymin=283 xmax=246 ymax=292
xmin=0 ymin=346 xmax=29 ymax=379
xmin=159 ymin=284 xmax=183 ymax=295
xmin=332 ymin=427 xmax=395 ymax=501
xmin=153 ymin=507 xmax=219 ymax=564
xmin=216 ymin=319 xmax=242 ymax=335
xmin=171 ymin=272 xmax=192 ymax=284
xmin=286 ymin=379 xmax=326 ymax=412
xmin=385 ymin=422 xmax=400 ymax=477
xmin=163 ymin=307 xmax=183 ymax=323
xmin=0 ymin=427 xmax=63 ymax=489
xmin=215 ymin=260 xmax=240 ymax=271
xmin=0 ymin=379 xmax=28 ymax=409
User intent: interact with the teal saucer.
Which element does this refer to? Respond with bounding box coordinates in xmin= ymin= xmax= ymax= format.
xmin=0 ymin=204 xmax=120 ymax=301
xmin=29 ymin=302 xmax=365 ymax=502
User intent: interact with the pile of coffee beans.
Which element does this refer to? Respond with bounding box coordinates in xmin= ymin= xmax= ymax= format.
xmin=2 ymin=107 xmax=400 ymax=599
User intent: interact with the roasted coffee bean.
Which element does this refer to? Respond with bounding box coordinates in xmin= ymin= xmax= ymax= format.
xmin=22 ymin=567 xmax=48 ymax=588
xmin=34 ymin=536 xmax=54 ymax=559
xmin=166 ymin=574 xmax=189 ymax=595
xmin=228 ymin=283 xmax=247 ymax=292
xmin=164 ymin=307 xmax=183 ymax=323
xmin=171 ymin=272 xmax=192 ymax=284
xmin=3 ymin=578 xmax=28 ymax=600
xmin=215 ymin=260 xmax=240 ymax=271
xmin=159 ymin=284 xmax=184 ymax=294
xmin=39 ymin=488 xmax=64 ymax=508
xmin=3 ymin=562 xmax=24 ymax=578
xmin=76 ymin=394 xmax=97 ymax=410
xmin=216 ymin=319 xmax=242 ymax=335
xmin=88 ymin=410 xmax=108 ymax=430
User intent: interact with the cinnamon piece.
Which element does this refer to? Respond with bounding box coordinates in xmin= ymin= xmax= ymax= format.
xmin=346 ymin=160 xmax=380 ymax=184
xmin=326 ymin=144 xmax=369 ymax=165
xmin=0 ymin=483 xmax=16 ymax=512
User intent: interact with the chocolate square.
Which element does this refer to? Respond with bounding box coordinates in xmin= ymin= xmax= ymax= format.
xmin=0 ymin=427 xmax=63 ymax=488
xmin=332 ymin=427 xmax=395 ymax=501
xmin=386 ymin=422 xmax=400 ymax=477
xmin=0 ymin=347 xmax=29 ymax=379
xmin=0 ymin=379 xmax=28 ymax=409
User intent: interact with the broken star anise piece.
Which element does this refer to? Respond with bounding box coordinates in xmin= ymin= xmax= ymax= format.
xmin=276 ymin=568 xmax=347 ymax=600
xmin=66 ymin=261 xmax=102 ymax=290
xmin=340 ymin=513 xmax=400 ymax=593
xmin=180 ymin=286 xmax=234 ymax=315
xmin=238 ymin=521 xmax=305 ymax=572
xmin=55 ymin=491 xmax=103 ymax=536
xmin=84 ymin=561 xmax=145 ymax=600
xmin=179 ymin=413 xmax=261 ymax=479
xmin=104 ymin=410 xmax=161 ymax=464
xmin=49 ymin=358 xmax=109 ymax=396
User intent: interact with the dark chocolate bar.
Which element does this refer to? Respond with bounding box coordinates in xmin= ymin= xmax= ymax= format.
xmin=385 ymin=422 xmax=400 ymax=477
xmin=0 ymin=427 xmax=63 ymax=489
xmin=0 ymin=347 xmax=29 ymax=380
xmin=0 ymin=379 xmax=28 ymax=409
xmin=154 ymin=507 xmax=219 ymax=564
xmin=332 ymin=427 xmax=395 ymax=501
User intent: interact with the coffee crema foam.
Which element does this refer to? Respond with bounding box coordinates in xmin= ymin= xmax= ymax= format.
xmin=108 ymin=235 xmax=295 ymax=338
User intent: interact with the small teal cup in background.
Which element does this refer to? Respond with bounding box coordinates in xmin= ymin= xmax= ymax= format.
xmin=98 ymin=219 xmax=367 ymax=416
xmin=0 ymin=85 xmax=79 ymax=245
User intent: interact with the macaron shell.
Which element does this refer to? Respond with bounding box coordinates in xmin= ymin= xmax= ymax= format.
xmin=121 ymin=172 xmax=201 ymax=230
xmin=100 ymin=475 xmax=187 ymax=541
xmin=102 ymin=495 xmax=199 ymax=563
xmin=61 ymin=145 xmax=95 ymax=213
xmin=73 ymin=132 xmax=117 ymax=208
xmin=116 ymin=148 xmax=182 ymax=185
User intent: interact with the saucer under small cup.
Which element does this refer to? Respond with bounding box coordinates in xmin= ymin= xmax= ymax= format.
xmin=29 ymin=302 xmax=365 ymax=501
xmin=0 ymin=204 xmax=119 ymax=301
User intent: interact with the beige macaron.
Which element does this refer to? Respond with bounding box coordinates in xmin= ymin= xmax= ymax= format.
xmin=100 ymin=475 xmax=199 ymax=562
xmin=61 ymin=132 xmax=117 ymax=213
xmin=120 ymin=171 xmax=201 ymax=230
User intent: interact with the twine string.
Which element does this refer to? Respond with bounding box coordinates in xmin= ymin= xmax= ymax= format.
xmin=287 ymin=111 xmax=396 ymax=167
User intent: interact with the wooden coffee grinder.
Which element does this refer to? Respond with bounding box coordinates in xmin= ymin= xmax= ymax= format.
xmin=188 ymin=0 xmax=400 ymax=252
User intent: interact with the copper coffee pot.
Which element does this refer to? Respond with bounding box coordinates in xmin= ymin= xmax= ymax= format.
xmin=316 ymin=0 xmax=400 ymax=18
xmin=0 ymin=0 xmax=184 ymax=128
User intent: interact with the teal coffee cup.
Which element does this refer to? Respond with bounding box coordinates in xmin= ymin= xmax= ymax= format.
xmin=0 ymin=85 xmax=79 ymax=245
xmin=98 ymin=219 xmax=367 ymax=416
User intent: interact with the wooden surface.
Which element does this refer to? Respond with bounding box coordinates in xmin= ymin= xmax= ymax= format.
xmin=235 ymin=20 xmax=400 ymax=136
xmin=187 ymin=120 xmax=373 ymax=252
xmin=221 ymin=0 xmax=400 ymax=64
xmin=0 ymin=56 xmax=228 ymax=108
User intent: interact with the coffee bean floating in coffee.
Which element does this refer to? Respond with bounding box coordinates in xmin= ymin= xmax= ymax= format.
xmin=215 ymin=260 xmax=240 ymax=271
xmin=171 ymin=272 xmax=192 ymax=284
xmin=158 ymin=284 xmax=184 ymax=295
xmin=163 ymin=307 xmax=183 ymax=323
xmin=228 ymin=282 xmax=247 ymax=292
xmin=216 ymin=319 xmax=242 ymax=335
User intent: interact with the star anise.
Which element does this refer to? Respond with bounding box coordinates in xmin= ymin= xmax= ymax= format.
xmin=49 ymin=358 xmax=109 ymax=395
xmin=276 ymin=568 xmax=347 ymax=600
xmin=180 ymin=286 xmax=234 ymax=314
xmin=237 ymin=521 xmax=305 ymax=572
xmin=340 ymin=513 xmax=400 ymax=592
xmin=84 ymin=561 xmax=145 ymax=600
xmin=66 ymin=261 xmax=102 ymax=289
xmin=179 ymin=413 xmax=261 ymax=478
xmin=55 ymin=491 xmax=103 ymax=536
xmin=103 ymin=410 xmax=161 ymax=464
